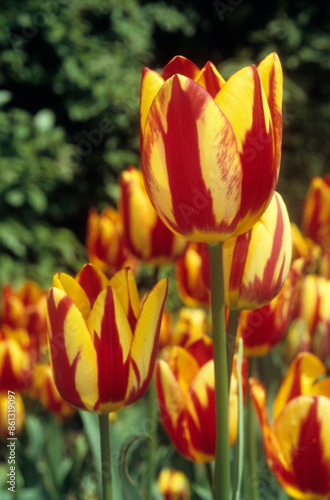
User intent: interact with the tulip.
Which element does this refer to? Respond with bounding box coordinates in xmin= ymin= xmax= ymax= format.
xmin=30 ymin=363 xmax=75 ymax=418
xmin=86 ymin=206 xmax=138 ymax=276
xmin=238 ymin=258 xmax=304 ymax=356
xmin=119 ymin=166 xmax=188 ymax=264
xmin=140 ymin=53 xmax=282 ymax=243
xmin=0 ymin=391 xmax=25 ymax=439
xmin=1 ymin=281 xmax=48 ymax=361
xmin=291 ymin=223 xmax=321 ymax=265
xmin=202 ymin=192 xmax=292 ymax=309
xmin=0 ymin=329 xmax=32 ymax=391
xmin=47 ymin=264 xmax=168 ymax=413
xmin=285 ymin=274 xmax=330 ymax=363
xmin=171 ymin=307 xmax=209 ymax=348
xmin=175 ymin=242 xmax=209 ymax=307
xmin=157 ymin=468 xmax=190 ymax=500
xmin=302 ymin=174 xmax=330 ymax=251
xmin=155 ymin=338 xmax=247 ymax=462
xmin=249 ymin=352 xmax=330 ymax=499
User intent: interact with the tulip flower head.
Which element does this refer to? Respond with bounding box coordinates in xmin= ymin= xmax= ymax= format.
xmin=175 ymin=242 xmax=209 ymax=307
xmin=302 ymin=174 xmax=330 ymax=252
xmin=47 ymin=264 xmax=168 ymax=414
xmin=155 ymin=337 xmax=247 ymax=462
xmin=157 ymin=468 xmax=190 ymax=500
xmin=250 ymin=352 xmax=330 ymax=499
xmin=238 ymin=258 xmax=303 ymax=357
xmin=86 ymin=206 xmax=138 ymax=276
xmin=119 ymin=166 xmax=188 ymax=265
xmin=140 ymin=53 xmax=282 ymax=243
xmin=202 ymin=192 xmax=292 ymax=309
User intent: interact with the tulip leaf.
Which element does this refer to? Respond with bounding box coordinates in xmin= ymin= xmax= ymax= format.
xmin=232 ymin=338 xmax=245 ymax=500
xmin=119 ymin=435 xmax=150 ymax=500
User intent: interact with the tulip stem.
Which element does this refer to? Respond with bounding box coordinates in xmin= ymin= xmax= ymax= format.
xmin=226 ymin=309 xmax=241 ymax=392
xmin=248 ymin=359 xmax=259 ymax=500
xmin=208 ymin=242 xmax=230 ymax=500
xmin=98 ymin=413 xmax=113 ymax=500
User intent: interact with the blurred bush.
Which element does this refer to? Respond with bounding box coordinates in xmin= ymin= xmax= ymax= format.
xmin=1 ymin=0 xmax=330 ymax=289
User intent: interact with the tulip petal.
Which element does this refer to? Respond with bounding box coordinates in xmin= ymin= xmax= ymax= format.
xmin=52 ymin=273 xmax=91 ymax=322
xmin=215 ymin=65 xmax=275 ymax=230
xmin=87 ymin=286 xmax=133 ymax=413
xmin=273 ymin=353 xmax=330 ymax=420
xmin=257 ymin=52 xmax=283 ymax=172
xmin=186 ymin=359 xmax=216 ymax=462
xmin=125 ymin=278 xmax=168 ymax=405
xmin=76 ymin=263 xmax=109 ymax=308
xmin=161 ymin=55 xmax=200 ymax=81
xmin=142 ymin=73 xmax=243 ymax=243
xmin=195 ymin=61 xmax=226 ymax=98
xmin=109 ymin=268 xmax=140 ymax=329
xmin=275 ymin=395 xmax=330 ymax=499
xmin=47 ymin=288 xmax=98 ymax=412
xmin=224 ymin=192 xmax=291 ymax=309
xmin=155 ymin=359 xmax=194 ymax=460
xmin=140 ymin=68 xmax=164 ymax=138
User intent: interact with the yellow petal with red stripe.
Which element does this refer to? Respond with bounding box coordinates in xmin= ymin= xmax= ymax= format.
xmin=274 ymin=395 xmax=330 ymax=500
xmin=140 ymin=68 xmax=164 ymax=137
xmin=86 ymin=286 xmax=133 ymax=413
xmin=273 ymin=352 xmax=330 ymax=420
xmin=195 ymin=61 xmax=226 ymax=97
xmin=142 ymin=73 xmax=243 ymax=243
xmin=52 ymin=273 xmax=91 ymax=321
xmin=186 ymin=359 xmax=215 ymax=462
xmin=257 ymin=52 xmax=283 ymax=171
xmin=125 ymin=277 xmax=168 ymax=405
xmin=224 ymin=191 xmax=292 ymax=309
xmin=109 ymin=268 xmax=141 ymax=327
xmin=47 ymin=287 xmax=98 ymax=412
xmin=214 ymin=65 xmax=275 ymax=233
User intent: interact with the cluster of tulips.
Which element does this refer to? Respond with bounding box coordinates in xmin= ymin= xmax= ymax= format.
xmin=1 ymin=53 xmax=330 ymax=500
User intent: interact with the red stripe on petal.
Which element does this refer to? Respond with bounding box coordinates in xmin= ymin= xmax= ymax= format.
xmin=239 ymin=67 xmax=275 ymax=219
xmin=93 ymin=287 xmax=130 ymax=410
xmin=293 ymin=398 xmax=330 ymax=496
xmin=162 ymin=56 xmax=200 ymax=81
xmin=163 ymin=76 xmax=216 ymax=235
xmin=47 ymin=290 xmax=84 ymax=409
xmin=229 ymin=230 xmax=253 ymax=294
xmin=76 ymin=264 xmax=106 ymax=307
xmin=186 ymin=384 xmax=216 ymax=458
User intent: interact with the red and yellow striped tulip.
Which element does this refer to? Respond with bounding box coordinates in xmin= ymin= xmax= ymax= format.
xmin=250 ymin=352 xmax=330 ymax=499
xmin=30 ymin=363 xmax=75 ymax=419
xmin=140 ymin=53 xmax=282 ymax=243
xmin=47 ymin=264 xmax=168 ymax=414
xmin=302 ymin=175 xmax=330 ymax=251
xmin=171 ymin=307 xmax=209 ymax=348
xmin=0 ymin=391 xmax=25 ymax=439
xmin=203 ymin=192 xmax=291 ymax=309
xmin=0 ymin=329 xmax=32 ymax=391
xmin=285 ymin=274 xmax=330 ymax=363
xmin=238 ymin=258 xmax=304 ymax=357
xmin=86 ymin=206 xmax=138 ymax=276
xmin=1 ymin=281 xmax=48 ymax=361
xmin=175 ymin=242 xmax=209 ymax=307
xmin=119 ymin=166 xmax=188 ymax=265
xmin=157 ymin=468 xmax=190 ymax=500
xmin=291 ymin=223 xmax=321 ymax=266
xmin=155 ymin=338 xmax=247 ymax=462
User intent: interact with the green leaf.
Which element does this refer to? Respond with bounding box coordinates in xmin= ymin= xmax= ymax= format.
xmin=120 ymin=435 xmax=149 ymax=500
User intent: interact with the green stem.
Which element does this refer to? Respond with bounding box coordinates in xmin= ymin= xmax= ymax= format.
xmin=208 ymin=242 xmax=230 ymax=500
xmin=98 ymin=413 xmax=113 ymax=500
xmin=145 ymin=378 xmax=158 ymax=500
xmin=247 ymin=358 xmax=259 ymax=500
xmin=226 ymin=309 xmax=241 ymax=392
